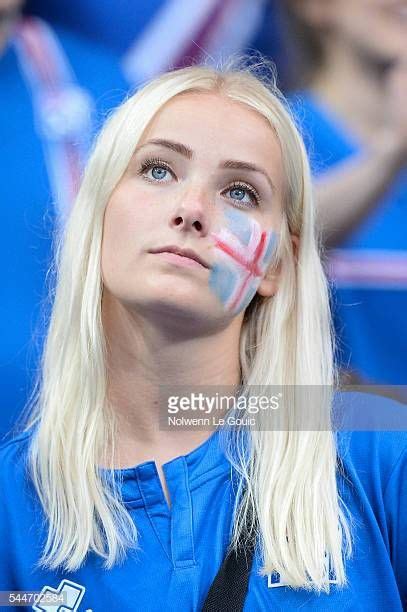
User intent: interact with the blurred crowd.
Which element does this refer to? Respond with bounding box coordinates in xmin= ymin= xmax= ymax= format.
xmin=1 ymin=0 xmax=406 ymax=438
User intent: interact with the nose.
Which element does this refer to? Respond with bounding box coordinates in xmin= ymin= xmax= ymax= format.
xmin=170 ymin=189 xmax=211 ymax=236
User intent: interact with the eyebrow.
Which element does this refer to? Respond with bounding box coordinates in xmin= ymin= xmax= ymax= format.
xmin=134 ymin=138 xmax=276 ymax=193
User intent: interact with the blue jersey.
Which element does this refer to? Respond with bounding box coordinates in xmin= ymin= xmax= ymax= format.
xmin=1 ymin=396 xmax=406 ymax=610
xmin=288 ymin=91 xmax=407 ymax=385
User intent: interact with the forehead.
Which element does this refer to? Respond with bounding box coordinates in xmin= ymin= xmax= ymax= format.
xmin=139 ymin=92 xmax=284 ymax=191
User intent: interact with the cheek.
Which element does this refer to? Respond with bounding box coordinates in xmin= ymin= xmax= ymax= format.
xmin=109 ymin=176 xmax=158 ymax=218
xmin=101 ymin=192 xmax=149 ymax=282
xmin=207 ymin=208 xmax=278 ymax=315
xmin=103 ymin=187 xmax=153 ymax=247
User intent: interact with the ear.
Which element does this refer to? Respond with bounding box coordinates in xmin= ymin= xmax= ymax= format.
xmin=256 ymin=233 xmax=300 ymax=298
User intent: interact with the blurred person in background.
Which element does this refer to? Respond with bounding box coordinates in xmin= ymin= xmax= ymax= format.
xmin=281 ymin=0 xmax=407 ymax=388
xmin=24 ymin=0 xmax=287 ymax=89
xmin=0 ymin=0 xmax=128 ymax=438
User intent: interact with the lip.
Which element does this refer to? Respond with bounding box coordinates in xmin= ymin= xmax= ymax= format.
xmin=149 ymin=245 xmax=210 ymax=269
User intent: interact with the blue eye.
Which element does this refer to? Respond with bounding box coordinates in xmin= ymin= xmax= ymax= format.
xmin=138 ymin=157 xmax=173 ymax=182
xmin=224 ymin=182 xmax=261 ymax=208
xmin=230 ymin=187 xmax=246 ymax=200
xmin=151 ymin=166 xmax=168 ymax=180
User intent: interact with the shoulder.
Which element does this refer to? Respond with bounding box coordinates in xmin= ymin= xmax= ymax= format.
xmin=335 ymin=392 xmax=407 ymax=497
xmin=0 ymin=429 xmax=45 ymax=545
xmin=0 ymin=429 xmax=32 ymax=455
xmin=337 ymin=429 xmax=407 ymax=486
xmin=0 ymin=430 xmax=33 ymax=494
xmin=334 ymin=393 xmax=407 ymax=605
xmin=0 ymin=431 xmax=47 ymax=588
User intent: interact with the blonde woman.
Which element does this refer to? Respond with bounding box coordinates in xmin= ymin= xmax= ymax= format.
xmin=0 ymin=58 xmax=406 ymax=611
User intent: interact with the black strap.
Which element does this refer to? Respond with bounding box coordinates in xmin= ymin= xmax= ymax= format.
xmin=201 ymin=533 xmax=256 ymax=612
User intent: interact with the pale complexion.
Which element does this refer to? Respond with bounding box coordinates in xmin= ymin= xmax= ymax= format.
xmin=101 ymin=92 xmax=298 ymax=507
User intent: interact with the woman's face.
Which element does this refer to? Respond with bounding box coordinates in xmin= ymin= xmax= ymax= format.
xmin=308 ymin=0 xmax=407 ymax=64
xmin=101 ymin=92 xmax=285 ymax=328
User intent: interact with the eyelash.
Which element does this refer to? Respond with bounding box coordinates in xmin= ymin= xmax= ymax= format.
xmin=137 ymin=156 xmax=262 ymax=208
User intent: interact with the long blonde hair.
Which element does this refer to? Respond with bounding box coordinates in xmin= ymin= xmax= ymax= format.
xmin=18 ymin=55 xmax=352 ymax=592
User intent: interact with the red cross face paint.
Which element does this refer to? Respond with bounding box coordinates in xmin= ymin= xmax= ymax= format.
xmin=208 ymin=207 xmax=278 ymax=315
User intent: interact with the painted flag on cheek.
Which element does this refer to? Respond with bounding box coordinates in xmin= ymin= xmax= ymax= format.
xmin=209 ymin=209 xmax=278 ymax=315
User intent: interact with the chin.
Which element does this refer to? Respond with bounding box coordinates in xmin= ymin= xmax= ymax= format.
xmin=136 ymin=289 xmax=208 ymax=317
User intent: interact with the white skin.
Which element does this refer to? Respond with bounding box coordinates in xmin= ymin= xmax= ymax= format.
xmin=292 ymin=0 xmax=407 ymax=246
xmin=101 ymin=92 xmax=298 ymax=507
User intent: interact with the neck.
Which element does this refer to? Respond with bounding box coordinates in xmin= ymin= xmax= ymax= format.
xmin=101 ymin=292 xmax=243 ymax=465
xmin=310 ymin=40 xmax=389 ymax=144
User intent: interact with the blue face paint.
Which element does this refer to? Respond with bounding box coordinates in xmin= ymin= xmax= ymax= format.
xmin=209 ymin=264 xmax=240 ymax=308
xmin=208 ymin=208 xmax=278 ymax=315
xmin=222 ymin=208 xmax=253 ymax=246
